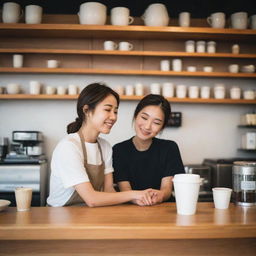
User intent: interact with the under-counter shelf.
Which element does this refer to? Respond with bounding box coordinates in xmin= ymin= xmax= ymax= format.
xmin=1 ymin=24 xmax=256 ymax=41
xmin=0 ymin=67 xmax=255 ymax=78
xmin=1 ymin=94 xmax=256 ymax=104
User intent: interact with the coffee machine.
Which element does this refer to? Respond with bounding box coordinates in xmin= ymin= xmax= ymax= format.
xmin=4 ymin=131 xmax=45 ymax=163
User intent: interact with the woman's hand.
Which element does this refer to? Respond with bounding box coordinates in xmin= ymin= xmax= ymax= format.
xmin=132 ymin=189 xmax=153 ymax=206
xmin=151 ymin=189 xmax=165 ymax=205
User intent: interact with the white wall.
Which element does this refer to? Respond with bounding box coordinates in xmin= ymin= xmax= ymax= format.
xmin=0 ymin=74 xmax=255 ymax=168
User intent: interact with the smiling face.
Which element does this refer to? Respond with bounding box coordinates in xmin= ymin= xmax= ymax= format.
xmin=86 ymin=94 xmax=118 ymax=135
xmin=134 ymin=105 xmax=164 ymax=141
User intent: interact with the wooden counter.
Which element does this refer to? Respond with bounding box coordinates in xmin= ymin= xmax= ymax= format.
xmin=0 ymin=203 xmax=255 ymax=255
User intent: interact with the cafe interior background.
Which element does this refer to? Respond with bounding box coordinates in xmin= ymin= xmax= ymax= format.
xmin=0 ymin=0 xmax=255 ymax=174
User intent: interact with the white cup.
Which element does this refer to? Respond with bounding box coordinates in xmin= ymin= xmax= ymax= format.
xmin=250 ymin=14 xmax=256 ymax=29
xmin=111 ymin=7 xmax=134 ymax=26
xmin=212 ymin=187 xmax=232 ymax=209
xmin=45 ymin=86 xmax=56 ymax=95
xmin=231 ymin=12 xmax=248 ymax=29
xmin=47 ymin=60 xmax=59 ymax=68
xmin=228 ymin=64 xmax=239 ymax=73
xmin=214 ymin=84 xmax=225 ymax=99
xmin=196 ymin=41 xmax=206 ymax=53
xmin=188 ymin=86 xmax=199 ymax=98
xmin=179 ymin=12 xmax=190 ymax=27
xmin=125 ymin=85 xmax=134 ymax=96
xmin=243 ymin=90 xmax=255 ymax=100
xmin=150 ymin=83 xmax=161 ymax=95
xmin=160 ymin=60 xmax=170 ymax=71
xmin=7 ymin=83 xmax=20 ymax=94
xmin=187 ymin=66 xmax=196 ymax=72
xmin=25 ymin=5 xmax=43 ymax=24
xmin=176 ymin=85 xmax=187 ymax=98
xmin=119 ymin=42 xmax=133 ymax=51
xmin=173 ymin=174 xmax=201 ymax=215
xmin=29 ymin=81 xmax=41 ymax=95
xmin=135 ymin=83 xmax=144 ymax=96
xmin=203 ymin=66 xmax=213 ymax=72
xmin=2 ymin=2 xmax=22 ymax=23
xmin=78 ymin=2 xmax=106 ymax=25
xmin=68 ymin=84 xmax=78 ymax=95
xmin=13 ymin=54 xmax=23 ymax=68
xmin=172 ymin=59 xmax=182 ymax=72
xmin=57 ymin=86 xmax=66 ymax=95
xmin=230 ymin=87 xmax=241 ymax=99
xmin=200 ymin=86 xmax=211 ymax=99
xmin=232 ymin=44 xmax=240 ymax=54
xmin=207 ymin=12 xmax=226 ymax=28
xmin=207 ymin=41 xmax=216 ymax=53
xmin=162 ymin=82 xmax=174 ymax=97
xmin=185 ymin=40 xmax=195 ymax=53
xmin=15 ymin=187 xmax=33 ymax=212
xmin=115 ymin=85 xmax=124 ymax=95
xmin=104 ymin=41 xmax=118 ymax=51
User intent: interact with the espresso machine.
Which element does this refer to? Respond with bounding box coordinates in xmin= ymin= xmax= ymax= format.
xmin=0 ymin=131 xmax=47 ymax=206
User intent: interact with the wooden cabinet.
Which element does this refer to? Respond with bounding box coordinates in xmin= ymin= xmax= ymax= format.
xmin=0 ymin=16 xmax=256 ymax=104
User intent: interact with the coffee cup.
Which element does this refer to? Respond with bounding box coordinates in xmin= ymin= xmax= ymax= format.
xmin=68 ymin=84 xmax=78 ymax=95
xmin=162 ymin=82 xmax=174 ymax=97
xmin=172 ymin=59 xmax=182 ymax=72
xmin=15 ymin=187 xmax=33 ymax=212
xmin=250 ymin=14 xmax=256 ymax=29
xmin=13 ymin=54 xmax=23 ymax=68
xmin=47 ymin=60 xmax=59 ymax=68
xmin=119 ymin=42 xmax=133 ymax=51
xmin=228 ymin=64 xmax=239 ymax=73
xmin=25 ymin=5 xmax=43 ymax=24
xmin=231 ymin=12 xmax=248 ymax=29
xmin=7 ymin=83 xmax=20 ymax=94
xmin=2 ymin=2 xmax=22 ymax=23
xmin=173 ymin=174 xmax=201 ymax=215
xmin=160 ymin=60 xmax=170 ymax=71
xmin=29 ymin=81 xmax=41 ymax=95
xmin=111 ymin=7 xmax=134 ymax=26
xmin=78 ymin=2 xmax=106 ymax=25
xmin=212 ymin=187 xmax=232 ymax=209
xmin=179 ymin=12 xmax=190 ymax=27
xmin=207 ymin=12 xmax=225 ymax=28
xmin=104 ymin=41 xmax=118 ymax=51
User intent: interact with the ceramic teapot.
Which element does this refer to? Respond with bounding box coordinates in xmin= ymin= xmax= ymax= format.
xmin=142 ymin=3 xmax=169 ymax=26
xmin=78 ymin=2 xmax=106 ymax=25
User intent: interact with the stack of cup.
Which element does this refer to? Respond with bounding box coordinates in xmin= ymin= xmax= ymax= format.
xmin=212 ymin=187 xmax=232 ymax=209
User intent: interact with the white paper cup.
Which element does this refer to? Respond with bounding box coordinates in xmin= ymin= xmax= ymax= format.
xmin=212 ymin=187 xmax=232 ymax=209
xmin=15 ymin=187 xmax=33 ymax=212
xmin=173 ymin=174 xmax=201 ymax=215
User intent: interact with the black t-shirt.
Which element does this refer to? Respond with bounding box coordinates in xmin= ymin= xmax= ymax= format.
xmin=113 ymin=137 xmax=185 ymax=190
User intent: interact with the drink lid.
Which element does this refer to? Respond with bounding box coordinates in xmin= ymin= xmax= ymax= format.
xmin=173 ymin=173 xmax=201 ymax=183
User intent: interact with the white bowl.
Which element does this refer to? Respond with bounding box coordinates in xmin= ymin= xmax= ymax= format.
xmin=0 ymin=199 xmax=11 ymax=211
xmin=241 ymin=65 xmax=255 ymax=73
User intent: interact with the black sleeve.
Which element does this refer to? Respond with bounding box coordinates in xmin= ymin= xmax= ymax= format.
xmin=112 ymin=144 xmax=129 ymax=183
xmin=163 ymin=141 xmax=185 ymax=177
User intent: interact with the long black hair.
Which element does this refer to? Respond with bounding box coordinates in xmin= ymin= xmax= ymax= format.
xmin=133 ymin=94 xmax=171 ymax=129
xmin=67 ymin=83 xmax=119 ymax=134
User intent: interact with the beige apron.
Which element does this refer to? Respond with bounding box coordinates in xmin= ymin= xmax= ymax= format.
xmin=64 ymin=131 xmax=105 ymax=206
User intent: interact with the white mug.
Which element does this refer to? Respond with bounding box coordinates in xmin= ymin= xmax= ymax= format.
xmin=172 ymin=59 xmax=182 ymax=72
xmin=29 ymin=81 xmax=41 ymax=95
xmin=13 ymin=54 xmax=23 ymax=68
xmin=179 ymin=12 xmax=190 ymax=27
xmin=119 ymin=42 xmax=133 ymax=51
xmin=25 ymin=5 xmax=43 ymax=24
xmin=78 ymin=2 xmax=106 ymax=25
xmin=47 ymin=60 xmax=59 ymax=68
xmin=207 ymin=12 xmax=225 ymax=28
xmin=68 ymin=84 xmax=78 ymax=95
xmin=231 ymin=12 xmax=248 ymax=29
xmin=2 ymin=2 xmax=22 ymax=23
xmin=111 ymin=7 xmax=134 ymax=26
xmin=250 ymin=14 xmax=256 ymax=29
xmin=160 ymin=60 xmax=170 ymax=71
xmin=7 ymin=83 xmax=20 ymax=94
xmin=104 ymin=41 xmax=118 ymax=51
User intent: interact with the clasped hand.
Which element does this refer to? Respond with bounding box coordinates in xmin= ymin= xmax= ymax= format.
xmin=133 ymin=189 xmax=164 ymax=206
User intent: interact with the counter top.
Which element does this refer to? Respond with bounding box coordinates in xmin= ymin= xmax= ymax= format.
xmin=1 ymin=203 xmax=256 ymax=240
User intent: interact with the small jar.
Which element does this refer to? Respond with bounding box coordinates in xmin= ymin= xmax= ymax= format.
xmin=232 ymin=44 xmax=240 ymax=54
xmin=188 ymin=86 xmax=199 ymax=98
xmin=214 ymin=84 xmax=225 ymax=99
xmin=200 ymin=86 xmax=211 ymax=99
xmin=207 ymin=41 xmax=216 ymax=53
xmin=185 ymin=40 xmax=195 ymax=53
xmin=134 ymin=83 xmax=144 ymax=96
xmin=196 ymin=41 xmax=206 ymax=53
xmin=230 ymin=87 xmax=241 ymax=99
xmin=162 ymin=82 xmax=174 ymax=97
xmin=150 ymin=83 xmax=161 ymax=95
xmin=176 ymin=85 xmax=187 ymax=98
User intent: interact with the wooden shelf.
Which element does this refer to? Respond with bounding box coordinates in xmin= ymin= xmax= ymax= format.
xmin=0 ymin=48 xmax=256 ymax=58
xmin=1 ymin=94 xmax=256 ymax=104
xmin=0 ymin=24 xmax=256 ymax=41
xmin=0 ymin=67 xmax=255 ymax=77
xmin=238 ymin=125 xmax=256 ymax=128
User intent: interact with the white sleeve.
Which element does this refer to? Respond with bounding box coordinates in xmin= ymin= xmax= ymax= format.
xmin=98 ymin=138 xmax=114 ymax=175
xmin=52 ymin=140 xmax=89 ymax=188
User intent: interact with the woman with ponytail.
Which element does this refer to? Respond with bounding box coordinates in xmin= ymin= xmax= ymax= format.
xmin=47 ymin=83 xmax=153 ymax=207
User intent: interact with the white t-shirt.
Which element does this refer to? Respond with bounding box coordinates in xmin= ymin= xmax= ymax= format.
xmin=47 ymin=133 xmax=114 ymax=207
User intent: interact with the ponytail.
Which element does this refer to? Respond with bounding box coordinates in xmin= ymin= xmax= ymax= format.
xmin=67 ymin=117 xmax=83 ymax=134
